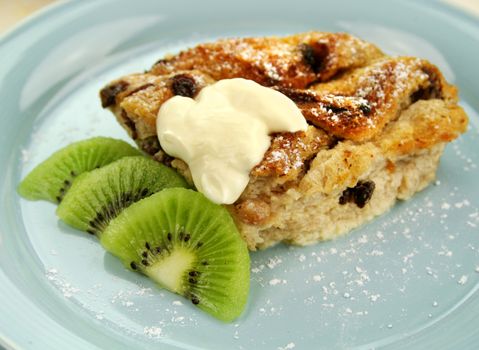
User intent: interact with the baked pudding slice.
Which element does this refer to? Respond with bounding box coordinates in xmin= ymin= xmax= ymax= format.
xmin=100 ymin=32 xmax=468 ymax=250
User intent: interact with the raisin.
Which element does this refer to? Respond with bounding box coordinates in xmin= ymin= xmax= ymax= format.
xmin=299 ymin=42 xmax=329 ymax=73
xmin=325 ymin=105 xmax=348 ymax=114
xmin=301 ymin=44 xmax=317 ymax=70
xmin=339 ymin=180 xmax=375 ymax=208
xmin=171 ymin=74 xmax=197 ymax=97
xmin=339 ymin=188 xmax=353 ymax=205
xmin=359 ymin=103 xmax=371 ymax=115
xmin=100 ymin=81 xmax=129 ymax=108
xmin=120 ymin=109 xmax=137 ymax=140
xmin=138 ymin=136 xmax=161 ymax=155
xmin=353 ymin=181 xmax=375 ymax=208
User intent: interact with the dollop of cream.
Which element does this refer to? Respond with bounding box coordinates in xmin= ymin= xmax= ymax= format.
xmin=157 ymin=78 xmax=307 ymax=204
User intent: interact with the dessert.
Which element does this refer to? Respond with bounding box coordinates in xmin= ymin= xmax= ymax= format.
xmin=156 ymin=78 xmax=309 ymax=204
xmin=100 ymin=31 xmax=468 ymax=250
xmin=18 ymin=31 xmax=469 ymax=323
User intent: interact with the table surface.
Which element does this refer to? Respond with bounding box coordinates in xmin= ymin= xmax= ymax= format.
xmin=0 ymin=0 xmax=57 ymax=34
xmin=0 ymin=0 xmax=478 ymax=34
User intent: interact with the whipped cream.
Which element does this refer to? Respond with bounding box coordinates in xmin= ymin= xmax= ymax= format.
xmin=157 ymin=78 xmax=307 ymax=204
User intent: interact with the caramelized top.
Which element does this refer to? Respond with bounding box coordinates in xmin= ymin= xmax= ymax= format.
xmin=279 ymin=57 xmax=447 ymax=141
xmin=150 ymin=32 xmax=383 ymax=88
xmin=100 ymin=32 xmax=467 ymax=183
xmin=251 ymin=126 xmax=331 ymax=178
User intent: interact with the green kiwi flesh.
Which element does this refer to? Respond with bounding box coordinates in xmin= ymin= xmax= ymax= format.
xmin=56 ymin=156 xmax=188 ymax=236
xmin=100 ymin=188 xmax=250 ymax=322
xmin=18 ymin=137 xmax=141 ymax=203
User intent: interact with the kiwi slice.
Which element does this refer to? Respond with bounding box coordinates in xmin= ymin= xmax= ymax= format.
xmin=100 ymin=188 xmax=250 ymax=322
xmin=57 ymin=156 xmax=188 ymax=236
xmin=18 ymin=137 xmax=141 ymax=203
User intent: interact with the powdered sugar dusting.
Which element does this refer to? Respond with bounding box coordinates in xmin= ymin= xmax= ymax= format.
xmin=17 ymin=28 xmax=478 ymax=349
xmin=46 ymin=268 xmax=80 ymax=298
xmin=313 ymin=275 xmax=323 ymax=282
xmin=457 ymin=275 xmax=468 ymax=285
xmin=249 ymin=174 xmax=479 ymax=339
xmin=111 ymin=288 xmax=155 ymax=311
xmin=40 ymin=176 xmax=475 ymax=345
xmin=144 ymin=326 xmax=163 ymax=338
xmin=278 ymin=342 xmax=296 ymax=350
xmin=269 ymin=278 xmax=287 ymax=286
xmin=267 ymin=256 xmax=283 ymax=269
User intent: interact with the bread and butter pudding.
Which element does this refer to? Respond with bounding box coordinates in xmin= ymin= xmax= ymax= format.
xmin=100 ymin=32 xmax=468 ymax=250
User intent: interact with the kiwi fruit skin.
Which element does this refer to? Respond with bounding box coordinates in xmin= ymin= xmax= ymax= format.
xmin=56 ymin=156 xmax=189 ymax=236
xmin=18 ymin=137 xmax=141 ymax=203
xmin=101 ymin=188 xmax=250 ymax=322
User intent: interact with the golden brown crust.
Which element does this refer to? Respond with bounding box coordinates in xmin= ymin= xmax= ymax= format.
xmin=378 ymin=100 xmax=468 ymax=158
xmin=150 ymin=32 xmax=383 ymax=88
xmin=307 ymin=57 xmax=444 ymax=141
xmin=100 ymin=33 xmax=466 ymax=175
xmin=251 ymin=126 xmax=331 ymax=182
xmin=104 ymin=71 xmax=214 ymax=138
xmin=100 ymin=32 xmax=469 ymax=249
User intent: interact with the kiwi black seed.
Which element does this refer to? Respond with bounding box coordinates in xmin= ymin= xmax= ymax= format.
xmin=56 ymin=156 xmax=188 ymax=236
xmin=100 ymin=188 xmax=250 ymax=322
xmin=18 ymin=137 xmax=141 ymax=203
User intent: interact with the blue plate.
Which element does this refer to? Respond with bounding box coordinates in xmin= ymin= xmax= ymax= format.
xmin=1 ymin=0 xmax=479 ymax=349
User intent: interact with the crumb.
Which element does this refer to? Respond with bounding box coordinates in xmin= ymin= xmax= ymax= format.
xmin=278 ymin=342 xmax=295 ymax=350
xmin=144 ymin=326 xmax=162 ymax=338
xmin=251 ymin=264 xmax=265 ymax=274
xmin=312 ymin=275 xmax=322 ymax=282
xmin=45 ymin=268 xmax=80 ymax=298
xmin=357 ymin=235 xmax=368 ymax=244
xmin=425 ymin=266 xmax=438 ymax=278
xmin=171 ymin=316 xmax=185 ymax=323
xmin=458 ymin=275 xmax=468 ymax=285
xmin=267 ymin=256 xmax=283 ymax=269
xmin=369 ymin=249 xmax=384 ymax=256
xmin=269 ymin=278 xmax=287 ymax=286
